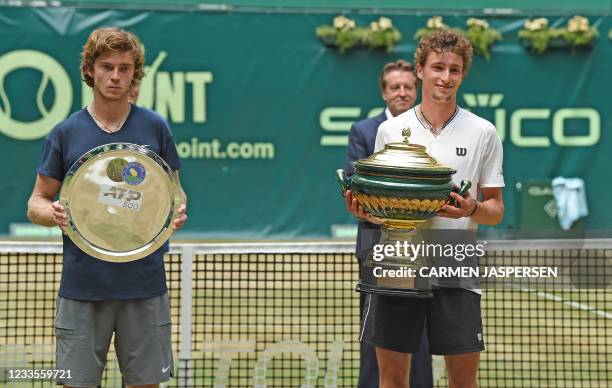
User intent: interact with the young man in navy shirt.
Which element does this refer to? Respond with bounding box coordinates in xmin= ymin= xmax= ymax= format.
xmin=27 ymin=27 xmax=187 ymax=388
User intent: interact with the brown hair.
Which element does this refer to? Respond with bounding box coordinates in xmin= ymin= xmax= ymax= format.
xmin=414 ymin=29 xmax=473 ymax=75
xmin=379 ymin=59 xmax=418 ymax=90
xmin=80 ymin=27 xmax=145 ymax=87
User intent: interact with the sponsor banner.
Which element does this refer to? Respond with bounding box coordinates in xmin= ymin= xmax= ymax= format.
xmin=0 ymin=8 xmax=610 ymax=237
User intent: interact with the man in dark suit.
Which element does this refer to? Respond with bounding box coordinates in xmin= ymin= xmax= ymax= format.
xmin=345 ymin=60 xmax=433 ymax=388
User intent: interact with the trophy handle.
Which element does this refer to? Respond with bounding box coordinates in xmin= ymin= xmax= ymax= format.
xmin=335 ymin=169 xmax=350 ymax=197
xmin=450 ymin=179 xmax=472 ymax=207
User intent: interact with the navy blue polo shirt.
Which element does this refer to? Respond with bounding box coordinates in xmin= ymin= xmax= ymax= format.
xmin=37 ymin=105 xmax=181 ymax=300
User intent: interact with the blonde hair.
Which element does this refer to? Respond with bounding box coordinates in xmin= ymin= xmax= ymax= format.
xmin=81 ymin=27 xmax=145 ymax=87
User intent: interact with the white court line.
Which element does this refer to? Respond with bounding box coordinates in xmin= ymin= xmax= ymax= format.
xmin=507 ymin=283 xmax=612 ymax=320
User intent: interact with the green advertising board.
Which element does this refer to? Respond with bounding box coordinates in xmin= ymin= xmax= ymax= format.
xmin=17 ymin=1 xmax=612 ymax=13
xmin=0 ymin=7 xmax=610 ymax=238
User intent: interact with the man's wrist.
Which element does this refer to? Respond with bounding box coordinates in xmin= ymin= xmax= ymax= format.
xmin=467 ymin=199 xmax=478 ymax=217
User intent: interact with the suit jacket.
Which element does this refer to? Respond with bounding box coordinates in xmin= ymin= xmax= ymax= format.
xmin=345 ymin=112 xmax=387 ymax=261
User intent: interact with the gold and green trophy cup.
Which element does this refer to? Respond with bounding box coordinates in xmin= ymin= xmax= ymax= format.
xmin=336 ymin=129 xmax=470 ymax=297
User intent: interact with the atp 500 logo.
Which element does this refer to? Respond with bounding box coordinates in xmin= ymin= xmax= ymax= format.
xmin=319 ymin=93 xmax=601 ymax=148
xmin=0 ymin=50 xmax=73 ymax=140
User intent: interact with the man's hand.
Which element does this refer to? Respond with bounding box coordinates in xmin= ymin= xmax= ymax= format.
xmin=173 ymin=204 xmax=187 ymax=231
xmin=345 ymin=190 xmax=369 ymax=219
xmin=438 ymin=190 xmax=477 ymax=219
xmin=345 ymin=190 xmax=383 ymax=224
xmin=51 ymin=201 xmax=68 ymax=234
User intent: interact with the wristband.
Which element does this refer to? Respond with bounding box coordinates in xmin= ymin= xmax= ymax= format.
xmin=467 ymin=199 xmax=478 ymax=217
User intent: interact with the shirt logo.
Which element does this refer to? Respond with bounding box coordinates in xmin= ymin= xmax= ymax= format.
xmin=162 ymin=364 xmax=171 ymax=373
xmin=456 ymin=147 xmax=467 ymax=156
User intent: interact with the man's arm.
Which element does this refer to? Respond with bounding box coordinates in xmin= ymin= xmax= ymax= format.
xmin=27 ymin=174 xmax=67 ymax=230
xmin=345 ymin=121 xmax=383 ymax=224
xmin=438 ymin=187 xmax=504 ymax=225
xmin=171 ymin=171 xmax=188 ymax=231
xmin=344 ymin=122 xmax=367 ymax=219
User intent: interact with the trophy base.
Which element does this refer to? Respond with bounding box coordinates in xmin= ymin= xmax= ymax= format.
xmin=356 ymin=282 xmax=433 ymax=298
xmin=359 ymin=225 xmax=433 ymax=298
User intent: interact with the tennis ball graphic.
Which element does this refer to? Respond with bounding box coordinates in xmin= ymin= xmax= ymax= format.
xmin=106 ymin=158 xmax=128 ymax=182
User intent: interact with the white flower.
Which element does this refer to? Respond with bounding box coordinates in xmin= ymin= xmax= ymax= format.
xmin=568 ymin=15 xmax=590 ymax=33
xmin=468 ymin=18 xmax=489 ymax=30
xmin=427 ymin=16 xmax=446 ymax=30
xmin=523 ymin=20 xmax=532 ymax=30
xmin=524 ymin=17 xmax=549 ymax=31
xmin=370 ymin=21 xmax=380 ymax=32
xmin=378 ymin=17 xmax=393 ymax=30
xmin=333 ymin=15 xmax=356 ymax=30
xmin=534 ymin=18 xmax=549 ymax=29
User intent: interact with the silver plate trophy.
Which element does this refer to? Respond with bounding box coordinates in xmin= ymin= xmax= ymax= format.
xmin=59 ymin=143 xmax=182 ymax=263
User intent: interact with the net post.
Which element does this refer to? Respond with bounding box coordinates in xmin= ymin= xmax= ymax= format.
xmin=177 ymin=244 xmax=194 ymax=387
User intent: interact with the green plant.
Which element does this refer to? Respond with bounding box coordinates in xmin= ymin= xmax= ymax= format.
xmin=315 ymin=15 xmax=364 ymax=53
xmin=414 ymin=16 xmax=449 ymax=40
xmin=464 ymin=18 xmax=502 ymax=60
xmin=362 ymin=17 xmax=402 ymax=52
xmin=560 ymin=15 xmax=598 ymax=47
xmin=518 ymin=18 xmax=562 ymax=53
xmin=316 ymin=15 xmax=402 ymax=53
xmin=413 ymin=16 xmax=501 ymax=59
xmin=519 ymin=16 xmax=598 ymax=53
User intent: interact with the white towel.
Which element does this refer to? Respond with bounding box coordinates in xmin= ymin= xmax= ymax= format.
xmin=551 ymin=177 xmax=588 ymax=230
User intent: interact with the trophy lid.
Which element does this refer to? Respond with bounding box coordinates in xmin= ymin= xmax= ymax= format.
xmin=354 ymin=127 xmax=455 ymax=175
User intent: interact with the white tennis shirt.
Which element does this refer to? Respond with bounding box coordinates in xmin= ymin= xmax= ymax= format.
xmin=375 ymin=106 xmax=505 ymax=230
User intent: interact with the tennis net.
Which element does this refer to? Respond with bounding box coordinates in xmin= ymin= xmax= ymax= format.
xmin=0 ymin=240 xmax=610 ymax=387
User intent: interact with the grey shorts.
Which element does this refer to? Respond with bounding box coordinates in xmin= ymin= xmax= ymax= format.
xmin=55 ymin=293 xmax=173 ymax=387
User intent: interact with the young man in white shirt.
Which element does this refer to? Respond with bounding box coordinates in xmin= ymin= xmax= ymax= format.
xmin=345 ymin=29 xmax=504 ymax=388
xmin=345 ymin=60 xmax=433 ymax=388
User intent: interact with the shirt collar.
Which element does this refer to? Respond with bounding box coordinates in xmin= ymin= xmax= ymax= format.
xmin=384 ymin=107 xmax=394 ymax=121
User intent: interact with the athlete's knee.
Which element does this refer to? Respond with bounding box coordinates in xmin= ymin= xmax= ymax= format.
xmin=379 ymin=375 xmax=409 ymax=388
xmin=447 ymin=366 xmax=478 ymax=388
xmin=448 ymin=378 xmax=478 ymax=388
xmin=378 ymin=364 xmax=409 ymax=388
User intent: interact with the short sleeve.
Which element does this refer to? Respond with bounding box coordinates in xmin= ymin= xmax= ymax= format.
xmin=374 ymin=121 xmax=389 ymax=153
xmin=36 ymin=127 xmax=65 ymax=181
xmin=159 ymin=121 xmax=181 ymax=171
